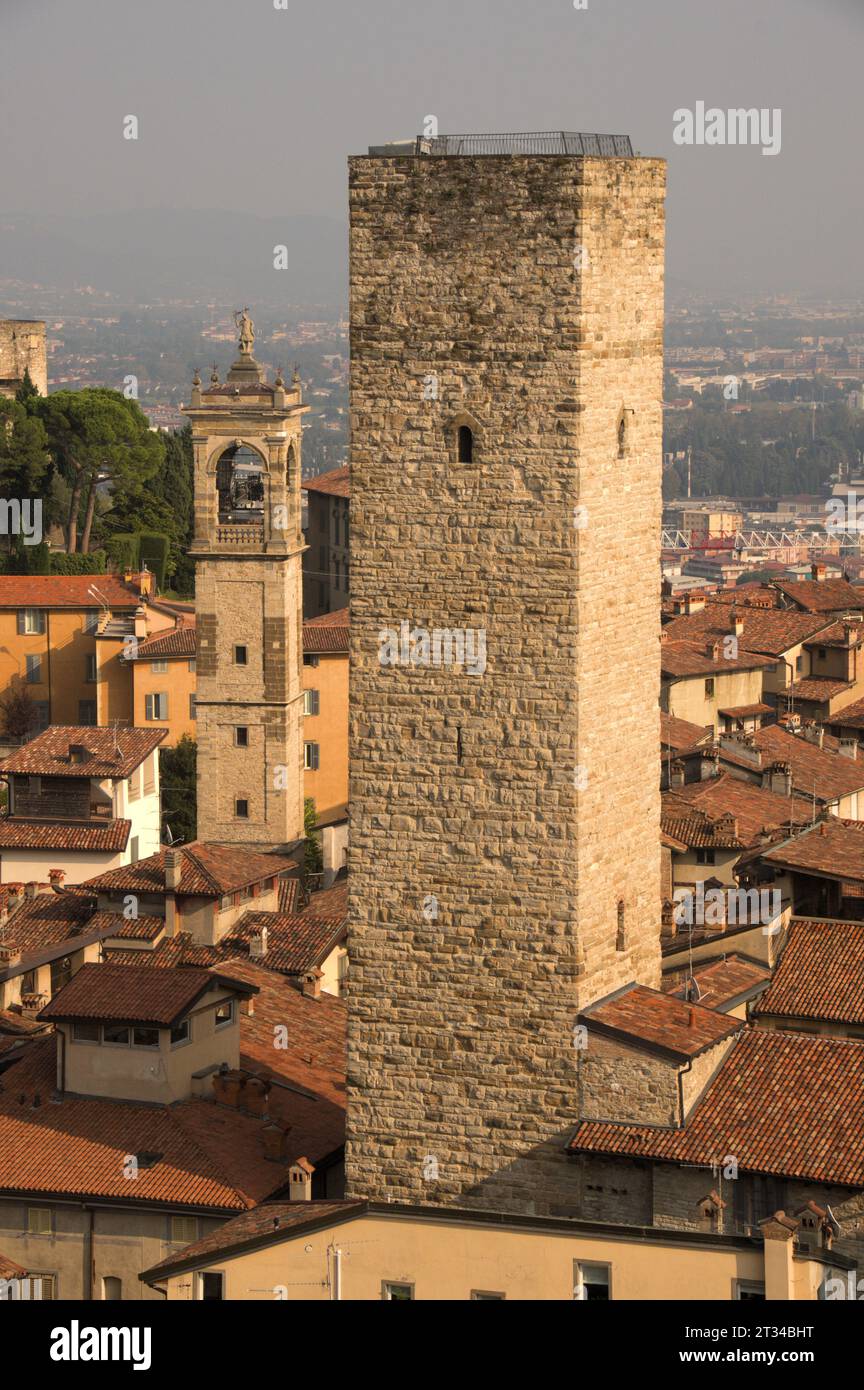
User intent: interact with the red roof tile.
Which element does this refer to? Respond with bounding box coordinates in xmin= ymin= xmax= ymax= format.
xmin=580 ymin=984 xmax=741 ymax=1061
xmin=0 ymin=820 xmax=131 ymax=852
xmin=661 ymin=773 xmax=812 ymax=846
xmin=666 ymin=956 xmax=771 ymax=1011
xmin=1 ymin=727 xmax=165 ymax=779
xmin=660 ymin=711 xmax=713 ymax=753
xmin=132 ymin=625 xmax=197 ymax=660
xmin=570 ymin=1029 xmax=864 ymax=1188
xmin=219 ymin=910 xmax=345 ymax=976
xmin=81 ymin=842 xmax=296 ymax=897
xmin=761 ymin=818 xmax=864 ymax=882
xmin=0 ymin=575 xmax=144 ymax=610
xmin=302 ymin=466 xmax=350 ymax=498
xmin=303 ymin=607 xmax=349 ymax=654
xmin=756 ymin=917 xmax=864 ymax=1025
xmin=40 ymin=963 xmax=256 ymax=1027
xmin=773 ymin=578 xmax=864 ymax=614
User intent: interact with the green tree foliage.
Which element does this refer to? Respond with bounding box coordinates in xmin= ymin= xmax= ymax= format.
xmin=137 ymin=532 xmax=170 ymax=590
xmin=50 ymin=550 xmax=107 ymax=575
xmin=0 ymin=394 xmax=50 ymax=500
xmin=35 ymin=389 xmax=164 ymax=554
xmin=1 ymin=539 xmax=50 ymax=575
xmin=663 ymin=400 xmax=864 ymax=501
xmin=156 ymin=426 xmax=194 ymax=595
xmin=304 ymin=797 xmax=324 ymax=877
xmin=160 ymin=735 xmax=197 ymax=844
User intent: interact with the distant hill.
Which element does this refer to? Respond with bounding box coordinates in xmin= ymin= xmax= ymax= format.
xmin=0 ymin=208 xmax=348 ymax=310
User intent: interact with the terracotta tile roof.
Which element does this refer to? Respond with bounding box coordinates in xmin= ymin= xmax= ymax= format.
xmin=580 ymin=984 xmax=741 ymax=1062
xmin=0 ymin=1250 xmax=28 ymax=1279
xmin=751 ymin=725 xmax=864 ymax=802
xmin=830 ymin=698 xmax=864 ymax=730
xmin=303 ymin=607 xmax=349 ymax=654
xmin=661 ymin=795 xmax=746 ymax=850
xmin=104 ymin=935 xmax=219 ymax=969
xmin=0 ymin=726 xmax=165 ymax=779
xmin=761 ymin=818 xmax=864 ymax=883
xmin=0 ymin=1009 xmax=51 ymax=1038
xmin=0 ymin=820 xmax=131 ymax=852
xmin=218 ymin=954 xmax=346 ymax=1134
xmin=0 ymin=1038 xmax=262 ymax=1211
xmin=278 ymin=878 xmax=301 ymax=914
xmin=0 ymin=891 xmax=97 ymax=954
xmin=302 ymin=465 xmax=350 ymax=498
xmin=80 ymin=842 xmax=296 ymax=897
xmin=666 ymin=956 xmax=771 ymax=1012
xmin=661 ymin=773 xmax=812 ymax=846
xmin=660 ymin=711 xmax=713 ymax=753
xmin=663 ymin=604 xmax=830 ymax=657
xmin=306 ymin=880 xmax=348 ymax=918
xmin=219 ymin=910 xmax=345 ymax=976
xmin=660 ymin=640 xmax=775 ymax=679
xmin=756 ymin=918 xmax=864 ymax=1025
xmin=86 ymin=911 xmax=165 ymax=942
xmin=142 ymin=1200 xmax=362 ymax=1278
xmin=780 ymin=676 xmax=854 ymax=702
xmin=132 ymin=625 xmax=197 ymax=660
xmin=0 ymin=962 xmax=346 ymax=1212
xmin=39 ymin=963 xmax=257 ymax=1027
xmin=0 ymin=575 xmax=143 ymax=610
xmin=773 ymin=578 xmax=864 ymax=614
xmin=570 ymin=1029 xmax=864 ymax=1188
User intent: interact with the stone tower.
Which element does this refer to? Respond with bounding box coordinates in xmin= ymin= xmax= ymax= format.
xmin=0 ymin=320 xmax=47 ymax=397
xmin=346 ymin=133 xmax=666 ymax=1213
xmin=184 ymin=314 xmax=307 ymax=852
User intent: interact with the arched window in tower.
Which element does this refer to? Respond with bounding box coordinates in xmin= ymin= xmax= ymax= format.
xmin=617 ymin=414 xmax=628 ymax=459
xmin=458 ymin=425 xmax=474 ymax=463
xmin=286 ymin=443 xmax=296 ymax=483
xmin=216 ymin=444 xmax=265 ymax=522
xmin=616 ymin=899 xmax=627 ymax=952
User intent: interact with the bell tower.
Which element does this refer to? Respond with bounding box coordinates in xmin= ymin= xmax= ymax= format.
xmin=184 ymin=310 xmax=308 ymax=852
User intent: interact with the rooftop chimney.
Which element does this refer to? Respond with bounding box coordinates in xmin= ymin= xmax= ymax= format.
xmin=670 ymin=760 xmax=685 ymax=788
xmin=6 ymin=885 xmax=24 ymax=911
xmin=839 ymin=738 xmax=859 ymax=761
xmin=164 ymin=848 xmax=183 ymax=891
xmin=812 ymin=563 xmax=826 ymax=582
xmin=0 ymin=942 xmax=21 ymax=967
xmin=25 ymin=882 xmax=38 ymax=900
xmin=764 ymin=761 xmax=793 ymax=798
xmin=48 ymin=869 xmax=66 ymax=893
xmin=302 ymin=968 xmax=323 ymax=1000
xmin=288 ymin=1157 xmax=315 ymax=1202
xmin=249 ymin=926 xmax=269 ymax=960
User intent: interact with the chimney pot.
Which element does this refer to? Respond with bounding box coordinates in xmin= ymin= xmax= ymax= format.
xmin=25 ymin=882 xmax=38 ymax=900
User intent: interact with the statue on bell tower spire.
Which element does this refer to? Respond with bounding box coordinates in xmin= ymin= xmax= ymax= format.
xmin=234 ymin=307 xmax=255 ymax=356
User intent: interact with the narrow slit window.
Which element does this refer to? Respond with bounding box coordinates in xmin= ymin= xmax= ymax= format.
xmin=458 ymin=426 xmax=474 ymax=463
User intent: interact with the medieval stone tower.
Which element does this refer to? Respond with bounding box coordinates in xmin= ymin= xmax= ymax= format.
xmin=184 ymin=313 xmax=307 ymax=852
xmin=346 ymin=133 xmax=666 ymax=1213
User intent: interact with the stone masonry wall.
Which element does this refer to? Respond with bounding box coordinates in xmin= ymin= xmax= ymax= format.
xmin=0 ymin=319 xmax=47 ymax=396
xmin=346 ymin=151 xmax=666 ymax=1213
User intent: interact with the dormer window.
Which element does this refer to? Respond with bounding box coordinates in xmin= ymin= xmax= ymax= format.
xmin=458 ymin=426 xmax=474 ymax=463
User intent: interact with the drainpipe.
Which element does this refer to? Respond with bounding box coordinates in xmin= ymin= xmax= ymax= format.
xmin=83 ymin=1204 xmax=94 ymax=1300
xmin=331 ymin=1246 xmax=342 ymax=1301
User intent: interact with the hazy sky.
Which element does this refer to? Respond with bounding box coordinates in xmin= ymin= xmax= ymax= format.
xmin=2 ymin=0 xmax=862 ymax=295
